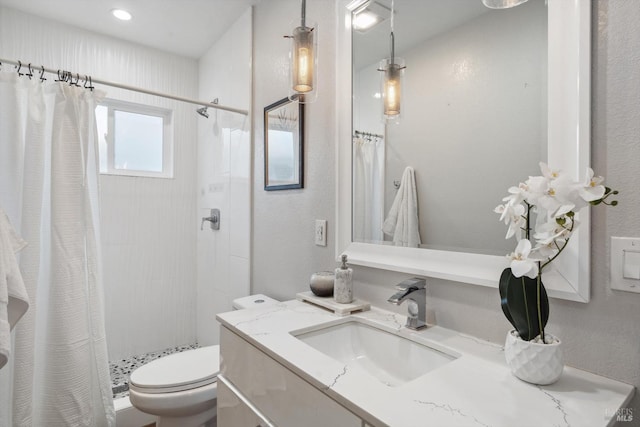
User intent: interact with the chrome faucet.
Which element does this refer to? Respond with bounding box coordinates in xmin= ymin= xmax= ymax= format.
xmin=387 ymin=278 xmax=427 ymax=330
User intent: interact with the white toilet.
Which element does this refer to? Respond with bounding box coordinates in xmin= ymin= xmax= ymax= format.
xmin=128 ymin=294 xmax=279 ymax=427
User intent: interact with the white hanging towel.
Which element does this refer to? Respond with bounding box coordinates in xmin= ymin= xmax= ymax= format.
xmin=0 ymin=208 xmax=29 ymax=370
xmin=382 ymin=166 xmax=422 ymax=247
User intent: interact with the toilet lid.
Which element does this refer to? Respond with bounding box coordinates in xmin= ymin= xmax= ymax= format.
xmin=130 ymin=345 xmax=220 ymax=393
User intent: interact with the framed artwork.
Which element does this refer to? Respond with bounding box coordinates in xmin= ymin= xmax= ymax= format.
xmin=264 ymin=97 xmax=304 ymax=190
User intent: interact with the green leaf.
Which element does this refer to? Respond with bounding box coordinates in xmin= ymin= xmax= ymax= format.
xmin=499 ymin=268 xmax=517 ymax=329
xmin=499 ymin=268 xmax=549 ymax=341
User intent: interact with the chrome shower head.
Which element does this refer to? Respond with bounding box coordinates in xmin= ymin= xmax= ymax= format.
xmin=196 ymin=106 xmax=209 ymax=118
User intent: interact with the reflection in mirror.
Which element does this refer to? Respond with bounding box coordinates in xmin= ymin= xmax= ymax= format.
xmin=264 ymin=98 xmax=304 ymax=190
xmin=352 ymin=0 xmax=547 ymax=255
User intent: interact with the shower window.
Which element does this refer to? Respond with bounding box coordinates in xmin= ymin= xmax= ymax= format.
xmin=95 ymin=99 xmax=174 ymax=178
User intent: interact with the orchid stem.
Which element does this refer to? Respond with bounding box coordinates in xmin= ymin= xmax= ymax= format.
xmin=540 ymin=219 xmax=575 ymax=271
xmin=537 ymin=261 xmax=545 ymax=343
xmin=524 ymin=202 xmax=531 ymax=240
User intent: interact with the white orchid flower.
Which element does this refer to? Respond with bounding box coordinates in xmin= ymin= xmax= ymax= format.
xmin=528 ymin=174 xmax=577 ymax=215
xmin=495 ymin=201 xmax=524 ymax=223
xmin=523 ymin=175 xmax=547 ymax=206
xmin=579 ymin=167 xmax=606 ymax=202
xmin=495 ymin=203 xmax=526 ymax=240
xmin=508 ymin=239 xmax=538 ymax=279
xmin=506 ymin=217 xmax=526 ymax=240
xmin=503 ymin=183 xmax=529 ymax=206
xmin=497 ymin=165 xmax=614 ymax=282
xmin=553 ymin=204 xmax=575 ymax=218
xmin=533 ymin=220 xmax=571 ymax=246
xmin=539 ymin=162 xmax=562 ymax=180
xmin=534 ymin=240 xmax=559 ymax=259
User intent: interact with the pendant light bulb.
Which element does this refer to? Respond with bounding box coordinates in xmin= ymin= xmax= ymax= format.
xmin=288 ymin=0 xmax=318 ymax=103
xmin=383 ymin=61 xmax=402 ymax=116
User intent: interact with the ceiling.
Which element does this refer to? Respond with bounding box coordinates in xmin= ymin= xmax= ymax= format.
xmin=0 ymin=0 xmax=495 ymax=65
xmin=354 ymin=0 xmax=489 ymax=69
xmin=0 ymin=0 xmax=261 ymax=58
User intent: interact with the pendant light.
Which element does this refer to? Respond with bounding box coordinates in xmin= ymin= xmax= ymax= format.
xmin=378 ymin=0 xmax=405 ymax=122
xmin=482 ymin=0 xmax=529 ymax=9
xmin=287 ymin=0 xmax=318 ymax=103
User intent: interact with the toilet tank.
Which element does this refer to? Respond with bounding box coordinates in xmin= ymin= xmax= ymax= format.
xmin=232 ymin=294 xmax=279 ymax=310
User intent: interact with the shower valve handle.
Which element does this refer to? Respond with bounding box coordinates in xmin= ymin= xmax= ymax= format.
xmin=200 ymin=208 xmax=220 ymax=231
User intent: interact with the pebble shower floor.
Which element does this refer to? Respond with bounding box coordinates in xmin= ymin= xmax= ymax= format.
xmin=109 ymin=344 xmax=199 ymax=399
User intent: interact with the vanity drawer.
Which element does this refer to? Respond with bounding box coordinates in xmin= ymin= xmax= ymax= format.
xmin=219 ymin=326 xmax=364 ymax=427
xmin=218 ymin=377 xmax=273 ymax=427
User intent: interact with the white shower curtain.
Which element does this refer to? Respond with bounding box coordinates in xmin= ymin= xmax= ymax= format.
xmin=353 ymin=136 xmax=385 ymax=243
xmin=0 ymin=73 xmax=114 ymax=426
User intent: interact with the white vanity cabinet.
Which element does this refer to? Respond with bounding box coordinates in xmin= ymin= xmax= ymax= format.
xmin=217 ymin=380 xmax=266 ymax=427
xmin=218 ymin=326 xmax=368 ymax=427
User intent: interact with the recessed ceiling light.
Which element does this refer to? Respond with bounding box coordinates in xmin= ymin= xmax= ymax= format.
xmin=353 ymin=11 xmax=383 ymax=31
xmin=482 ymin=0 xmax=529 ymax=9
xmin=111 ymin=9 xmax=132 ymax=21
xmin=351 ymin=1 xmax=390 ymax=33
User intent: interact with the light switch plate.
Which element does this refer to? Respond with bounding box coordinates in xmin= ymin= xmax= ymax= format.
xmin=315 ymin=220 xmax=327 ymax=246
xmin=611 ymin=237 xmax=640 ymax=293
xmin=623 ymin=250 xmax=640 ymax=280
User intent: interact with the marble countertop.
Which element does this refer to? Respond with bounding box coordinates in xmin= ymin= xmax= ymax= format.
xmin=217 ymin=300 xmax=634 ymax=427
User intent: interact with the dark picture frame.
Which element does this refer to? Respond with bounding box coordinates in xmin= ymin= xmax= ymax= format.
xmin=264 ymin=97 xmax=304 ymax=190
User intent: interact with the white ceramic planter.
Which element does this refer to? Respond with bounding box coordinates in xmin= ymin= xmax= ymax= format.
xmin=504 ymin=329 xmax=564 ymax=385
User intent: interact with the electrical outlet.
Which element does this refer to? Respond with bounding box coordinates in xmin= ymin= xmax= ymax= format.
xmin=315 ymin=220 xmax=327 ymax=246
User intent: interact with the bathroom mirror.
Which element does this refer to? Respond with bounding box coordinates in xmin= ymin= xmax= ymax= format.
xmin=352 ymin=0 xmax=546 ymax=255
xmin=336 ymin=0 xmax=592 ymax=302
xmin=264 ymin=97 xmax=304 ymax=190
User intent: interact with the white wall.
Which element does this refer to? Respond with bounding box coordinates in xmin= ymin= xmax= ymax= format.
xmin=0 ymin=6 xmax=199 ymax=361
xmin=196 ymin=8 xmax=253 ymax=346
xmin=251 ymin=0 xmax=640 ymax=419
xmin=252 ymin=0 xmax=337 ymax=301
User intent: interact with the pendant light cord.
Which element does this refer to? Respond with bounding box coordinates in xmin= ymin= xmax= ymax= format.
xmin=391 ymin=0 xmax=394 ymax=31
xmin=390 ymin=0 xmax=395 ymax=63
xmin=301 ymin=0 xmax=306 ymax=27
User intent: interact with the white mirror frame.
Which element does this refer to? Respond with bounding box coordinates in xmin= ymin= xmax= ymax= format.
xmin=336 ymin=0 xmax=592 ymax=302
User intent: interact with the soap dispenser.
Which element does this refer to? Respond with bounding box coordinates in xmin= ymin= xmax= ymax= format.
xmin=334 ymin=254 xmax=353 ymax=304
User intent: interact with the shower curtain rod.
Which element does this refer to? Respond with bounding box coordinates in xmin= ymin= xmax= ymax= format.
xmin=0 ymin=58 xmax=248 ymax=116
xmin=354 ymin=130 xmax=384 ymax=139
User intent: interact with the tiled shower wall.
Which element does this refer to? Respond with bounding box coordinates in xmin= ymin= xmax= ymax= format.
xmin=196 ymin=9 xmax=252 ymax=346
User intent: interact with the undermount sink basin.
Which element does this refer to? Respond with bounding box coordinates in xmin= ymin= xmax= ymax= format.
xmin=293 ymin=321 xmax=456 ymax=387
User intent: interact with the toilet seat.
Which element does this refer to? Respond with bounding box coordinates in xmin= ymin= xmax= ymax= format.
xmin=130 ymin=345 xmax=220 ymax=394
